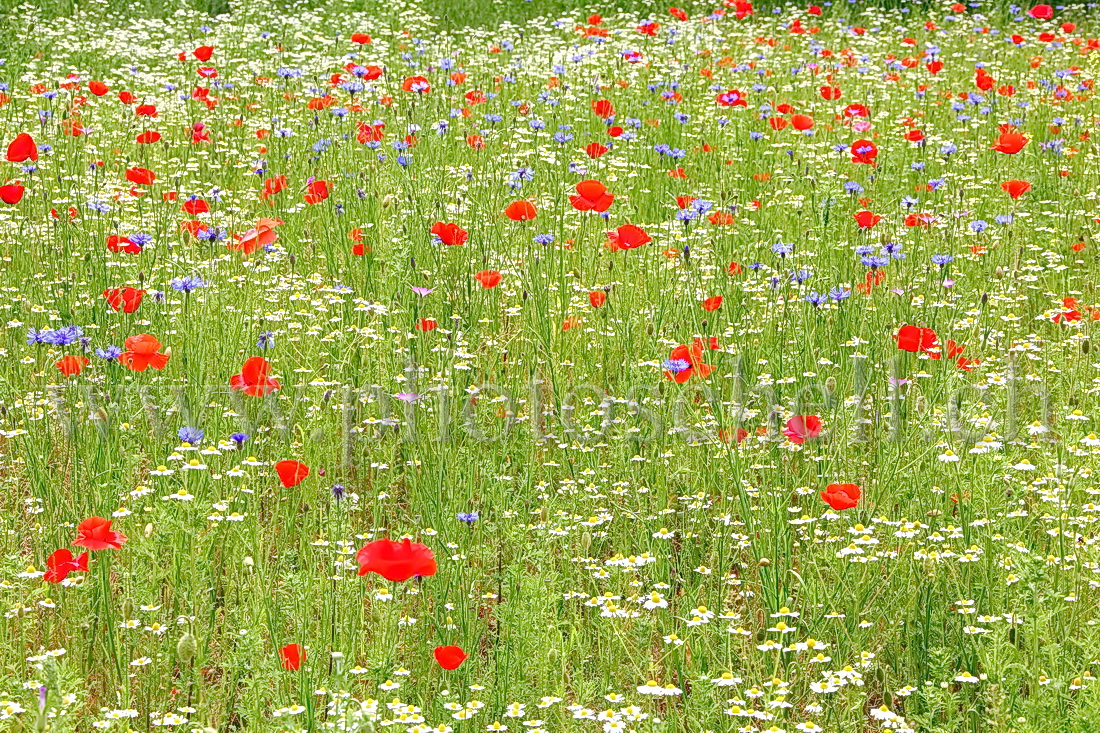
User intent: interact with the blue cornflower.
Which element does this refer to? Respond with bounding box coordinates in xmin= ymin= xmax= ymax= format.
xmin=457 ymin=511 xmax=479 ymax=524
xmin=178 ymin=426 xmax=204 ymax=444
xmin=95 ymin=345 xmax=122 ymax=360
xmin=931 ymin=254 xmax=954 ymax=267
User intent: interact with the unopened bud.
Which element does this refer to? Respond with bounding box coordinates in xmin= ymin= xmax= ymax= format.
xmin=177 ymin=632 xmax=197 ymax=663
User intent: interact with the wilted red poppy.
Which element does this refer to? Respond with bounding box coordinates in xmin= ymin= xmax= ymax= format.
xmin=118 ymin=333 xmax=169 ymax=371
xmin=434 ymin=645 xmax=468 ymax=670
xmin=6 ymin=132 xmax=37 ymax=162
xmin=431 ymin=222 xmax=469 ymax=246
xmin=280 ymin=643 xmax=304 ymax=670
xmin=505 ymin=200 xmax=537 ymax=221
xmin=474 ymin=270 xmax=502 ymax=289
xmin=56 ymin=355 xmax=89 ymax=377
xmin=44 ymin=548 xmax=89 ymax=583
xmin=569 ymin=180 xmax=614 ymax=212
xmin=821 ymin=483 xmax=860 ymax=511
xmin=72 ymin=516 xmax=128 ymax=551
xmin=274 ymin=460 xmax=309 ymax=488
xmin=606 ymin=224 xmax=651 ymax=251
xmin=783 ymin=415 xmax=822 ymax=444
xmin=104 ymin=287 xmax=145 ymax=313
xmin=356 ymin=538 xmax=437 ymax=581
xmin=231 ymin=356 xmax=281 ymax=397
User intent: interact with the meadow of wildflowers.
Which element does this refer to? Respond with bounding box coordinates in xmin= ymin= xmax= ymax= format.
xmin=2 ymin=0 xmax=1100 ymax=730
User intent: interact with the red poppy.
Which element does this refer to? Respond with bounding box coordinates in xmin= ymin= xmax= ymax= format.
xmin=606 ymin=224 xmax=651 ymax=251
xmin=351 ymin=33 xmax=372 ymax=44
xmin=663 ymin=341 xmax=715 ymax=383
xmin=118 ymin=334 xmax=169 ymax=372
xmin=849 ymin=139 xmax=878 ymax=165
xmin=261 ymin=175 xmax=288 ymax=201
xmin=231 ymin=218 xmax=282 ymax=255
xmin=356 ymin=538 xmax=437 ymax=581
xmin=6 ymin=132 xmax=37 ymax=162
xmin=106 ymin=235 xmax=142 ymax=254
xmin=702 ymin=296 xmax=723 ymax=311
xmin=1028 ymin=3 xmax=1053 ymax=18
xmin=591 ymin=99 xmax=615 ymax=118
xmin=72 ymin=516 xmax=128 ymax=551
xmin=585 ymin=142 xmax=609 ymax=158
xmin=569 ymin=180 xmax=614 ymax=212
xmin=669 ymin=6 xmax=688 ymax=20
xmin=416 ymin=318 xmax=438 ymax=331
xmin=88 ymin=80 xmax=109 ymax=96
xmin=275 ymin=460 xmax=310 ymax=488
xmin=230 ymin=356 xmax=281 ymax=397
xmin=853 ymin=210 xmax=882 ymax=229
xmin=589 ymin=290 xmax=607 ymax=308
xmin=474 ymin=270 xmax=502 ymax=288
xmin=103 ymin=287 xmax=145 ymax=313
xmin=135 ymin=103 xmax=158 ymax=117
xmin=431 ymin=222 xmax=469 ymax=246
xmin=709 ymin=211 xmax=734 ymax=226
xmin=401 ymin=76 xmax=430 ymax=93
xmin=505 ymin=200 xmax=537 ymax=221
xmin=44 ymin=548 xmax=89 ymax=583
xmin=434 ymin=645 xmax=468 ymax=670
xmin=56 ymin=355 xmax=89 ymax=377
xmin=192 ymin=45 xmax=214 ymax=61
xmin=716 ymin=89 xmax=747 ymax=107
xmin=304 ymin=180 xmax=330 ymax=204
xmin=991 ymin=128 xmax=1028 ymax=154
xmin=1001 ymin=180 xmax=1031 ymax=199
xmin=895 ymin=324 xmax=938 ymax=353
xmin=280 ymin=643 xmax=304 ymax=671
xmin=125 ymin=167 xmax=156 ymax=185
xmin=821 ymin=483 xmax=860 ymax=511
xmin=135 ymin=130 xmax=161 ymax=144
xmin=783 ymin=415 xmax=823 ymax=444
xmin=791 ymin=114 xmax=814 ymax=130
xmin=0 ymin=183 xmax=25 ymax=205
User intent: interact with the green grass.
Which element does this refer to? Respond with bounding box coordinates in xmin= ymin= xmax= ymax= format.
xmin=0 ymin=0 xmax=1099 ymax=731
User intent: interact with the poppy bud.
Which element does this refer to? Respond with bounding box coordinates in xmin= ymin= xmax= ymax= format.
xmin=177 ymin=632 xmax=197 ymax=663
xmin=144 ymin=522 xmax=154 ymax=537
xmin=758 ymin=557 xmax=771 ymax=567
xmin=381 ymin=194 xmax=394 ymax=207
xmin=243 ymin=555 xmax=254 ymax=569
xmin=581 ymin=531 xmax=592 ymax=553
xmin=1083 ymin=339 xmax=1090 ymax=354
xmin=547 ymin=648 xmax=559 ymax=664
xmin=824 ymin=377 xmax=836 ymax=395
xmin=994 ymin=267 xmax=1004 ymax=279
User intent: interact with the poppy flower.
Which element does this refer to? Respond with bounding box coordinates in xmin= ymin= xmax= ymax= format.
xmin=192 ymin=44 xmax=214 ymax=61
xmin=606 ymin=224 xmax=651 ymax=251
xmin=230 ymin=356 xmax=281 ymax=396
xmin=791 ymin=114 xmax=814 ymax=130
xmin=44 ymin=548 xmax=89 ymax=583
xmin=135 ymin=130 xmax=161 ymax=144
xmin=474 ymin=270 xmax=502 ymax=288
xmin=56 ymin=355 xmax=89 ymax=377
xmin=663 ymin=341 xmax=714 ymax=383
xmin=72 ymin=516 xmax=128 ymax=551
xmin=280 ymin=643 xmax=304 ymax=671
xmin=434 ymin=645 xmax=468 ymax=670
xmin=261 ymin=174 xmax=288 ymax=201
xmin=702 ymin=296 xmax=723 ymax=311
xmin=783 ymin=415 xmax=823 ymax=444
xmin=106 ymin=235 xmax=142 ymax=255
xmin=853 ymin=210 xmax=882 ymax=229
xmin=1001 ymin=180 xmax=1031 ymax=199
xmin=431 ymin=222 xmax=469 ymax=246
xmin=991 ymin=129 xmax=1028 ymax=154
xmin=821 ymin=483 xmax=860 ymax=511
xmin=118 ymin=333 xmax=170 ymax=372
xmin=591 ymin=99 xmax=615 ymax=118
xmin=895 ymin=324 xmax=938 ymax=353
xmin=103 ymin=287 xmax=145 ymax=313
xmin=416 ymin=318 xmax=438 ymax=331
xmin=589 ymin=290 xmax=607 ymax=308
xmin=0 ymin=183 xmax=25 ymax=205
xmin=6 ymin=132 xmax=37 ymax=162
xmin=585 ymin=142 xmax=609 ymax=158
xmin=304 ymin=179 xmax=330 ymax=204
xmin=125 ymin=167 xmax=156 ymax=185
xmin=356 ymin=538 xmax=437 ymax=581
xmin=401 ymin=75 xmax=430 ymax=93
xmin=274 ymin=460 xmax=309 ymax=488
xmin=849 ymin=139 xmax=878 ymax=165
xmin=231 ymin=218 xmax=282 ymax=255
xmin=1028 ymin=3 xmax=1053 ymax=18
xmin=351 ymin=32 xmax=372 ymax=44
xmin=708 ymin=211 xmax=734 ymax=226
xmin=569 ymin=180 xmax=614 ymax=212
xmin=88 ymin=80 xmax=109 ymax=96
xmin=716 ymin=89 xmax=747 ymax=107
xmin=505 ymin=200 xmax=537 ymax=221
